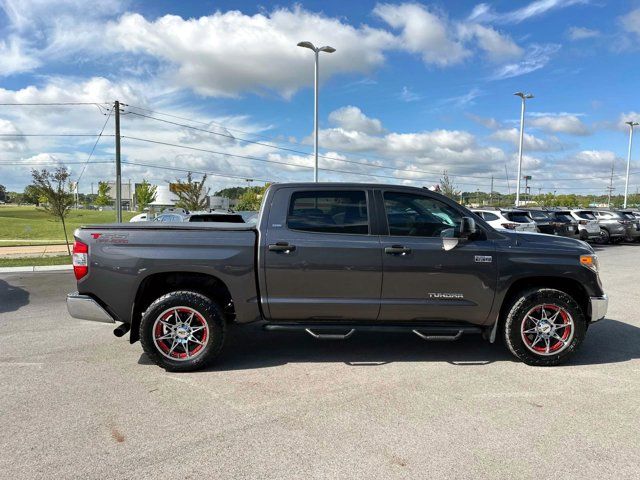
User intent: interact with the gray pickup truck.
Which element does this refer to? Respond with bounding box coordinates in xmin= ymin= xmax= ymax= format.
xmin=67 ymin=183 xmax=608 ymax=371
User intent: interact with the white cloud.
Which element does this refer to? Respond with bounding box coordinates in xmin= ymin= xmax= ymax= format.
xmin=490 ymin=128 xmax=560 ymax=151
xmin=491 ymin=43 xmax=561 ymax=80
xmin=573 ymin=150 xmax=618 ymax=168
xmin=107 ymin=8 xmax=395 ymax=98
xmin=328 ymin=106 xmax=384 ymax=135
xmin=467 ymin=113 xmax=500 ymax=129
xmin=528 ymin=114 xmax=590 ymax=135
xmin=469 ymin=0 xmax=589 ymax=25
xmin=374 ymin=3 xmax=470 ymax=66
xmin=399 ymin=86 xmax=423 ymax=103
xmin=616 ymin=112 xmax=640 ymax=131
xmin=620 ymin=8 xmax=640 ymax=36
xmin=0 ymin=36 xmax=40 ymax=75
xmin=457 ymin=24 xmax=523 ymax=61
xmin=567 ymin=26 xmax=600 ymax=40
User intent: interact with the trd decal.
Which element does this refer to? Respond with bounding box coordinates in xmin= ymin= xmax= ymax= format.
xmin=475 ymin=255 xmax=493 ymax=263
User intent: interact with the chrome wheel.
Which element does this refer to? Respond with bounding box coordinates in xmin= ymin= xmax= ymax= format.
xmin=152 ymin=306 xmax=210 ymax=361
xmin=520 ymin=304 xmax=574 ymax=356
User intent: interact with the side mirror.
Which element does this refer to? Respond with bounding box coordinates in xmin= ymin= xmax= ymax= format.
xmin=459 ymin=217 xmax=477 ymax=238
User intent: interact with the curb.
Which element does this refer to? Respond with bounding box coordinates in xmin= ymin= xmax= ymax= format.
xmin=0 ymin=265 xmax=73 ymax=274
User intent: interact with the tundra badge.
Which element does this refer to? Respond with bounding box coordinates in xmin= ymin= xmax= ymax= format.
xmin=475 ymin=255 xmax=493 ymax=263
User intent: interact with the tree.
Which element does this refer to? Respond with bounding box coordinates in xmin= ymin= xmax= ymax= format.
xmin=23 ymin=185 xmax=41 ymax=206
xmin=31 ymin=167 xmax=74 ymax=255
xmin=439 ymin=171 xmax=460 ymax=199
xmin=214 ymin=186 xmax=249 ymax=199
xmin=236 ymin=185 xmax=269 ymax=211
xmin=0 ymin=184 xmax=6 ymax=202
xmin=173 ymin=172 xmax=210 ymax=211
xmin=135 ymin=180 xmax=157 ymax=212
xmin=95 ymin=181 xmax=111 ymax=207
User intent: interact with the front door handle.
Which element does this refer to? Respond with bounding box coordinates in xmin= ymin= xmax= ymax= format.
xmin=384 ymin=245 xmax=411 ymax=255
xmin=268 ymin=242 xmax=296 ymax=253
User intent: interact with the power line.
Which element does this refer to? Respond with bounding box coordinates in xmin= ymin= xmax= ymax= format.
xmin=123 ymin=104 xmax=634 ymax=183
xmin=0 ymin=102 xmax=110 ymax=106
xmin=0 ymin=134 xmax=115 ymax=137
xmin=0 ymin=160 xmax=113 ymax=166
xmin=77 ymin=107 xmax=114 ymax=184
xmin=124 ymin=107 xmax=506 ymax=181
xmin=122 ymin=160 xmax=273 ymax=184
xmin=122 ymin=135 xmax=314 ymax=171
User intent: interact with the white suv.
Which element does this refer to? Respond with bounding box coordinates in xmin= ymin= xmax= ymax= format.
xmin=569 ymin=209 xmax=601 ymax=241
xmin=473 ymin=209 xmax=538 ymax=232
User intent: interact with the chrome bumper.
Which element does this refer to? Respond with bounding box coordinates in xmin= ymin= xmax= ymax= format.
xmin=66 ymin=292 xmax=114 ymax=323
xmin=589 ymin=295 xmax=608 ymax=323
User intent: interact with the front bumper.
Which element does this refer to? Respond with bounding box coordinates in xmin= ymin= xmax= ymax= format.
xmin=67 ymin=292 xmax=115 ymax=323
xmin=589 ymin=295 xmax=608 ymax=323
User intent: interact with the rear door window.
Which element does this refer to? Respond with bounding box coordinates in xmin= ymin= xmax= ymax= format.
xmin=482 ymin=212 xmax=499 ymax=222
xmin=287 ymin=190 xmax=369 ymax=234
xmin=576 ymin=211 xmax=596 ymax=220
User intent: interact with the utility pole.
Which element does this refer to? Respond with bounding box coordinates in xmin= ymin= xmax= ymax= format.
xmin=91 ymin=182 xmax=94 ymax=195
xmin=607 ymin=162 xmax=615 ymax=208
xmin=490 ymin=176 xmax=494 ymax=205
xmin=115 ymin=100 xmax=122 ymax=222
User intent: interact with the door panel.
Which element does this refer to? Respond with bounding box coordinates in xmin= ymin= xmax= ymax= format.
xmin=378 ymin=191 xmax=497 ymax=324
xmin=263 ymin=188 xmax=382 ymax=321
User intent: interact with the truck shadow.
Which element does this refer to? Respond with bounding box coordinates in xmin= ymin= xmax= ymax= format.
xmin=158 ymin=317 xmax=635 ymax=371
xmin=0 ymin=279 xmax=30 ymax=314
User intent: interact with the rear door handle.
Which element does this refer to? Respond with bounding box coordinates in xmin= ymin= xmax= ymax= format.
xmin=268 ymin=242 xmax=296 ymax=253
xmin=384 ymin=245 xmax=411 ymax=255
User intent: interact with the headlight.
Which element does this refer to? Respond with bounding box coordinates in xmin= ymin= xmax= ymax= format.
xmin=580 ymin=254 xmax=598 ymax=273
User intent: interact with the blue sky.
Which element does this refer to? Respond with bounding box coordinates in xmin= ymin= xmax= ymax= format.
xmin=1 ymin=0 xmax=640 ymax=195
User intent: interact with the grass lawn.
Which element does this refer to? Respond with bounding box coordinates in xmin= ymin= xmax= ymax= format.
xmin=0 ymin=255 xmax=72 ymax=268
xmin=0 ymin=206 xmax=135 ymax=244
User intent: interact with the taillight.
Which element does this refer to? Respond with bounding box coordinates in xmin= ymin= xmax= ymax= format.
xmin=501 ymin=223 xmax=518 ymax=230
xmin=73 ymin=241 xmax=88 ymax=280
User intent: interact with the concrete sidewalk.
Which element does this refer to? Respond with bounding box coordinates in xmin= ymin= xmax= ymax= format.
xmin=0 ymin=244 xmax=70 ymax=257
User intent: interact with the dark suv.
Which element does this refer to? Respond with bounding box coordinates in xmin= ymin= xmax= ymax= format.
xmin=546 ymin=210 xmax=580 ymax=238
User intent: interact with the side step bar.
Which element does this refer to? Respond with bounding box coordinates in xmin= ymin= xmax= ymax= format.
xmin=264 ymin=323 xmax=482 ymax=341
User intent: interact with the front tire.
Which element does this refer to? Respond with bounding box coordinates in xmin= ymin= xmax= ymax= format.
xmin=503 ymin=288 xmax=587 ymax=366
xmin=140 ymin=291 xmax=226 ymax=372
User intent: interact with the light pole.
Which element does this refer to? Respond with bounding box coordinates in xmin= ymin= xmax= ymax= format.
xmin=514 ymin=92 xmax=534 ymax=207
xmin=624 ymin=121 xmax=639 ymax=208
xmin=297 ymin=41 xmax=336 ymax=182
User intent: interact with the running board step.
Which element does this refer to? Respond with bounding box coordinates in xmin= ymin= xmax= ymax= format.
xmin=264 ymin=323 xmax=481 ymax=341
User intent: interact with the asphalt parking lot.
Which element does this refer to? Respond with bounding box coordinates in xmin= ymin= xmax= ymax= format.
xmin=1 ymin=244 xmax=639 ymax=480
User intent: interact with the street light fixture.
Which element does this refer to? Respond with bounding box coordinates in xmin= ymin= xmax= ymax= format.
xmin=624 ymin=121 xmax=639 ymax=209
xmin=514 ymin=92 xmax=534 ymax=207
xmin=297 ymin=41 xmax=336 ymax=182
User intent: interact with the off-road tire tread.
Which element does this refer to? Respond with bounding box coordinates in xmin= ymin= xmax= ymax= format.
xmin=140 ymin=290 xmax=226 ymax=372
xmin=503 ymin=288 xmax=586 ymax=366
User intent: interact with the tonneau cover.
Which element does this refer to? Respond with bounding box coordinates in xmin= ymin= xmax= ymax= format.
xmin=80 ymin=222 xmax=256 ymax=232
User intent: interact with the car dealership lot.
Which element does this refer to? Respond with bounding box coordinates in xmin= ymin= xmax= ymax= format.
xmin=1 ymin=244 xmax=639 ymax=480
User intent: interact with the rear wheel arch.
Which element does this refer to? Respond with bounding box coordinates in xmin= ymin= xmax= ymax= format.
xmin=129 ymin=271 xmax=234 ymax=343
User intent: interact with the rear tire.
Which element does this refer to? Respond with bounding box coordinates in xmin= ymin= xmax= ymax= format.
xmin=595 ymin=228 xmax=610 ymax=244
xmin=503 ymin=288 xmax=586 ymax=366
xmin=140 ymin=291 xmax=226 ymax=372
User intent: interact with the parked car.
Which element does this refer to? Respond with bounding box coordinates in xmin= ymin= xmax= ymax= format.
xmin=129 ymin=213 xmax=150 ymax=222
xmin=592 ymin=210 xmax=627 ymax=244
xmin=546 ymin=210 xmax=580 ymax=238
xmin=522 ymin=209 xmax=556 ymax=235
xmin=616 ymin=210 xmax=640 ymax=242
xmin=472 ymin=208 xmax=538 ymax=232
xmin=154 ymin=211 xmax=246 ymax=223
xmin=67 ymin=182 xmax=607 ymax=371
xmin=154 ymin=212 xmax=187 ymax=222
xmin=569 ymin=210 xmax=601 ymax=241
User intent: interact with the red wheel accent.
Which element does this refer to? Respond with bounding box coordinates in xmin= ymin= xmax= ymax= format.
xmin=520 ymin=304 xmax=574 ymax=356
xmin=152 ymin=307 xmax=210 ymax=361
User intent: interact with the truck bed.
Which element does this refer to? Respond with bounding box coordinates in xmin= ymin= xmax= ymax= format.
xmin=83 ymin=222 xmax=256 ymax=231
